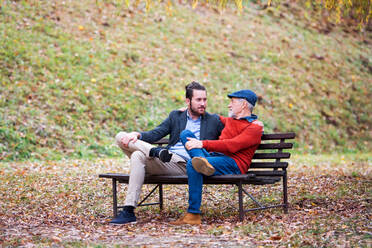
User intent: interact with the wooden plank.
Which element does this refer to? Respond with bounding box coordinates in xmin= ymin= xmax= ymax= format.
xmin=261 ymin=133 xmax=296 ymax=140
xmin=257 ymin=143 xmax=293 ymax=150
xmin=99 ymin=173 xmax=129 ymax=179
xmin=250 ymin=162 xmax=288 ymax=168
xmin=246 ymin=177 xmax=281 ymax=184
xmin=152 ymin=138 xmax=169 ymax=145
xmin=249 ymin=171 xmax=286 ymax=176
xmin=99 ymin=172 xmax=283 ymax=184
xmin=100 ymin=173 xmax=255 ymax=181
xmin=252 ymin=152 xmax=291 ymax=159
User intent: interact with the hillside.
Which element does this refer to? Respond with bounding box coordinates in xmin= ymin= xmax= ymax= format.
xmin=0 ymin=0 xmax=371 ymax=161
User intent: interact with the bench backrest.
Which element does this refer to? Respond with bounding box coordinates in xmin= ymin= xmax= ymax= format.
xmin=152 ymin=132 xmax=295 ymax=170
xmin=251 ymin=132 xmax=295 ymax=170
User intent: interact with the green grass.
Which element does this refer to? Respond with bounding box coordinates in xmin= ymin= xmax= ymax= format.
xmin=0 ymin=0 xmax=371 ymax=161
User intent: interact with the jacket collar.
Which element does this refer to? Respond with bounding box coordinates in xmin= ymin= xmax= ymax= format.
xmin=239 ymin=114 xmax=258 ymax=123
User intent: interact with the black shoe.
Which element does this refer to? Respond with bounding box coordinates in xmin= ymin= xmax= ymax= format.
xmin=109 ymin=210 xmax=137 ymax=225
xmin=159 ymin=149 xmax=172 ymax=162
xmin=149 ymin=147 xmax=158 ymax=158
xmin=149 ymin=147 xmax=173 ymax=163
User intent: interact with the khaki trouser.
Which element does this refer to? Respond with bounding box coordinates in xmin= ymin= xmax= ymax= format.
xmin=115 ymin=132 xmax=187 ymax=207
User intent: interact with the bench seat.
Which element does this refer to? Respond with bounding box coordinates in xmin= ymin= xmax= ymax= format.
xmin=99 ymin=173 xmax=281 ymax=185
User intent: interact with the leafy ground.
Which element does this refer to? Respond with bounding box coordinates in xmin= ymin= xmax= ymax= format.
xmin=1 ymin=0 xmax=371 ymax=161
xmin=0 ymin=154 xmax=371 ymax=247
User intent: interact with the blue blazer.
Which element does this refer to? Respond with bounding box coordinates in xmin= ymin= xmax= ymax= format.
xmin=140 ymin=110 xmax=224 ymax=147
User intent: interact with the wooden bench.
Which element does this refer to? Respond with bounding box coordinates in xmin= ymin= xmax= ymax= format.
xmin=99 ymin=132 xmax=295 ymax=221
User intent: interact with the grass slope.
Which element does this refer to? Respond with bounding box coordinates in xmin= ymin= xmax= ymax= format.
xmin=0 ymin=0 xmax=371 ymax=161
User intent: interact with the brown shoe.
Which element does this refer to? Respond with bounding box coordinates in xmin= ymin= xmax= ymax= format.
xmin=170 ymin=213 xmax=201 ymax=225
xmin=192 ymin=157 xmax=215 ymax=176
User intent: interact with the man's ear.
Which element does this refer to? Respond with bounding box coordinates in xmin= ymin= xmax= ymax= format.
xmin=185 ymin=98 xmax=190 ymax=106
xmin=242 ymin=100 xmax=248 ymax=109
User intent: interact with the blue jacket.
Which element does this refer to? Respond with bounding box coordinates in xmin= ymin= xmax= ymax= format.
xmin=140 ymin=110 xmax=224 ymax=147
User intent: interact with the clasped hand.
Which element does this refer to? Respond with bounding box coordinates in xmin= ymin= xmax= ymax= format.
xmin=185 ymin=137 xmax=203 ymax=150
xmin=120 ymin=132 xmax=140 ymax=147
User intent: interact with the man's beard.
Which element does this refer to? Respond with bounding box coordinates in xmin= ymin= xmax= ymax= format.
xmin=228 ymin=111 xmax=235 ymax=118
xmin=190 ymin=102 xmax=205 ymax=116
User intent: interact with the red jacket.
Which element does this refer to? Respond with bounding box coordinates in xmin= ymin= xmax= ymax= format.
xmin=202 ymin=116 xmax=263 ymax=174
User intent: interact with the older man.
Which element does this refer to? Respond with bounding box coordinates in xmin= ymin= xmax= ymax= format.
xmin=172 ymin=89 xmax=264 ymax=225
xmin=110 ymin=81 xmax=224 ymax=224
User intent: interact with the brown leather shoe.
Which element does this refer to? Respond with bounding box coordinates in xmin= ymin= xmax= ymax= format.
xmin=170 ymin=213 xmax=201 ymax=225
xmin=192 ymin=157 xmax=215 ymax=176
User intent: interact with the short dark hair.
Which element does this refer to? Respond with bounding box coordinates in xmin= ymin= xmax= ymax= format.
xmin=185 ymin=81 xmax=206 ymax=100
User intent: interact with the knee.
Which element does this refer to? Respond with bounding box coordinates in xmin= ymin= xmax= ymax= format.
xmin=115 ymin=131 xmax=128 ymax=146
xmin=181 ymin=129 xmax=193 ymax=137
xmin=180 ymin=130 xmax=193 ymax=145
xmin=130 ymin=150 xmax=146 ymax=163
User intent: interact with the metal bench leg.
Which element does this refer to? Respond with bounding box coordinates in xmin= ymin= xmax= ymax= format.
xmin=138 ymin=185 xmax=159 ymax=206
xmin=283 ymin=171 xmax=288 ymax=214
xmin=242 ymin=188 xmax=264 ymax=208
xmin=238 ymin=182 xmax=244 ymax=221
xmin=159 ymin=184 xmax=163 ymax=210
xmin=112 ymin=178 xmax=118 ymax=218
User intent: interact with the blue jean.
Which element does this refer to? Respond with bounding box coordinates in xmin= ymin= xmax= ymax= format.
xmin=180 ymin=130 xmax=241 ymax=214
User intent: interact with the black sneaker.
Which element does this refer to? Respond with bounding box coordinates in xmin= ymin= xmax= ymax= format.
xmin=109 ymin=210 xmax=137 ymax=224
xmin=149 ymin=147 xmax=173 ymax=163
xmin=158 ymin=149 xmax=172 ymax=163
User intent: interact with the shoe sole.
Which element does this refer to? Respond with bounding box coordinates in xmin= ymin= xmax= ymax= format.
xmin=192 ymin=157 xmax=215 ymax=176
xmin=109 ymin=221 xmax=137 ymax=225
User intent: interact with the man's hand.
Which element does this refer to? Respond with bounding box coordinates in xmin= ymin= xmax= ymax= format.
xmin=120 ymin=132 xmax=140 ymax=147
xmin=185 ymin=137 xmax=203 ymax=150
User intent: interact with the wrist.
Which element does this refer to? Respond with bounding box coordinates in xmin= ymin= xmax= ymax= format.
xmin=131 ymin=132 xmax=140 ymax=138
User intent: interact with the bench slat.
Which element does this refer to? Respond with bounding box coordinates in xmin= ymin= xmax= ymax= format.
xmin=99 ymin=174 xmax=282 ymax=186
xmin=257 ymin=143 xmax=293 ymax=150
xmin=247 ymin=177 xmax=281 ymax=185
xmin=261 ymin=133 xmax=295 ymax=140
xmin=99 ymin=172 xmax=284 ymax=183
xmin=252 ymin=152 xmax=291 ymax=159
xmin=250 ymin=162 xmax=288 ymax=168
xmin=100 ymin=173 xmax=255 ymax=181
xmin=249 ymin=171 xmax=286 ymax=176
xmin=152 ymin=139 xmax=169 ymax=145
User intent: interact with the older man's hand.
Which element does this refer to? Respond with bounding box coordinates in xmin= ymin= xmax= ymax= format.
xmin=120 ymin=132 xmax=140 ymax=147
xmin=185 ymin=137 xmax=203 ymax=150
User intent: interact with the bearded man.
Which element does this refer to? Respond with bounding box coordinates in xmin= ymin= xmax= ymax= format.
xmin=110 ymin=81 xmax=224 ymax=224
